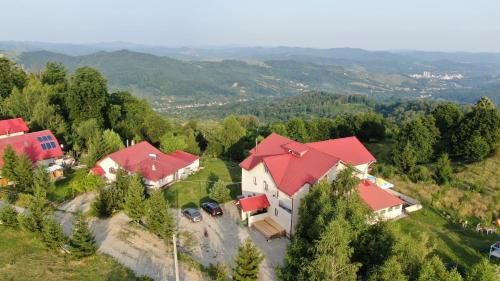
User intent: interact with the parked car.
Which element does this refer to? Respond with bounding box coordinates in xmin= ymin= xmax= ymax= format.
xmin=182 ymin=208 xmax=203 ymax=222
xmin=201 ymin=202 xmax=223 ymax=216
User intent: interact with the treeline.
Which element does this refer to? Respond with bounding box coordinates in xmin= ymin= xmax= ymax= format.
xmin=279 ymin=168 xmax=497 ymax=281
xmin=0 ymin=58 xmax=199 ymax=168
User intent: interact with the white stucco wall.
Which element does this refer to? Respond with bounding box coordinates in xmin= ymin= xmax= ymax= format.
xmin=375 ymin=204 xmax=403 ymax=220
xmin=98 ymin=157 xmax=120 ymax=182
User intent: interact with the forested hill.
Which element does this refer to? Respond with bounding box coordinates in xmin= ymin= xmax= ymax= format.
xmin=17 ymin=50 xmax=418 ymax=103
xmin=14 ymin=49 xmax=500 ymax=109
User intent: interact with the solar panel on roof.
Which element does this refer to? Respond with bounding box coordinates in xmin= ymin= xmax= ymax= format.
xmin=41 ymin=143 xmax=47 ymax=150
xmin=37 ymin=137 xmax=44 ymax=142
xmin=46 ymin=135 xmax=53 ymax=140
xmin=49 ymin=142 xmax=56 ymax=149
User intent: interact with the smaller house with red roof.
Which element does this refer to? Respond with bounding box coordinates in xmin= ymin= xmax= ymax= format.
xmin=0 ymin=118 xmax=29 ymax=139
xmin=91 ymin=141 xmax=200 ymax=190
xmin=239 ymin=133 xmax=404 ymax=236
xmin=0 ymin=129 xmax=65 ymax=184
xmin=358 ymin=180 xmax=404 ymax=220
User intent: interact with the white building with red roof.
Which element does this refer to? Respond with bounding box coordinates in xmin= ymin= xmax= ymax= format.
xmin=0 ymin=130 xmax=64 ymax=168
xmin=239 ymin=133 xmax=403 ymax=236
xmin=0 ymin=118 xmax=29 ymax=139
xmin=91 ymin=141 xmax=200 ymax=190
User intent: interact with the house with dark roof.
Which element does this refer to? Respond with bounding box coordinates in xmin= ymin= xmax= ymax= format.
xmin=91 ymin=141 xmax=200 ymax=190
xmin=0 ymin=118 xmax=29 ymax=139
xmin=239 ymin=133 xmax=403 ymax=236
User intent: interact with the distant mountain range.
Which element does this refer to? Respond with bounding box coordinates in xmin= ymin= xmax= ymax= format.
xmin=2 ymin=41 xmax=499 ymax=111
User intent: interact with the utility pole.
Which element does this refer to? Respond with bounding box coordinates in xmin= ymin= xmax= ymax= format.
xmin=173 ymin=233 xmax=180 ymax=281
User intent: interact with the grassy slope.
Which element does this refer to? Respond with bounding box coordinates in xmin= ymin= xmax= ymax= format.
xmin=393 ymin=208 xmax=495 ymax=271
xmin=163 ymin=158 xmax=241 ymax=209
xmin=0 ymin=227 xmax=137 ymax=281
xmin=365 ymin=141 xmax=499 ymax=269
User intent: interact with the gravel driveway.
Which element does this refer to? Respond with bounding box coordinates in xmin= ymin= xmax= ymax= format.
xmin=53 ymin=194 xmax=205 ymax=281
xmin=176 ymin=203 xmax=288 ymax=281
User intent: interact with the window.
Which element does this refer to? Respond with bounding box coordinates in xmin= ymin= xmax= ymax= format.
xmin=279 ymin=200 xmax=292 ymax=213
xmin=109 ymin=167 xmax=116 ymax=174
xmin=276 ymin=191 xmax=279 ymax=198
xmin=253 ymin=176 xmax=257 ymax=185
xmin=264 ymin=181 xmax=268 ymax=191
xmin=264 ymin=165 xmax=269 ymax=174
xmin=275 ymin=208 xmax=278 ymax=216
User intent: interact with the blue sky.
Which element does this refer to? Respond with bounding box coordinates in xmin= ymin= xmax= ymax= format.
xmin=1 ymin=0 xmax=499 ymax=51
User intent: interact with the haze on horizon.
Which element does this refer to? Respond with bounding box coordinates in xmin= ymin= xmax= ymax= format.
xmin=1 ymin=0 xmax=499 ymax=52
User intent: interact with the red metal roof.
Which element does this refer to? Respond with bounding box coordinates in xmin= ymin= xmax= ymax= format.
xmin=357 ymin=180 xmax=404 ymax=211
xmin=0 ymin=118 xmax=29 ymax=136
xmin=240 ymin=133 xmax=376 ymax=197
xmin=0 ymin=130 xmax=63 ymax=167
xmin=239 ymin=194 xmax=270 ymax=212
xmin=98 ymin=141 xmax=199 ymax=181
xmin=306 ymin=137 xmax=376 ymax=165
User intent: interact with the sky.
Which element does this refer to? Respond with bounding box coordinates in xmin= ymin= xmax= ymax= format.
xmin=1 ymin=0 xmax=499 ymax=52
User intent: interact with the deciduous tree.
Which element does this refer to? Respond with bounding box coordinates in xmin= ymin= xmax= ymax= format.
xmin=209 ymin=179 xmax=231 ymax=203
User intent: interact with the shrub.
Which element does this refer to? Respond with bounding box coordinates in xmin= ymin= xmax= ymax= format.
xmin=0 ymin=204 xmax=19 ymax=227
xmin=372 ymin=164 xmax=396 ymax=179
xmin=69 ymin=173 xmax=105 ymax=195
xmin=70 ymin=212 xmax=97 ymax=258
xmin=409 ymin=166 xmax=433 ymax=183
xmin=209 ymin=179 xmax=231 ymax=203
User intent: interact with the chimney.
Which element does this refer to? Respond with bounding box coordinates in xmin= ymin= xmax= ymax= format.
xmin=148 ymin=153 xmax=157 ymax=160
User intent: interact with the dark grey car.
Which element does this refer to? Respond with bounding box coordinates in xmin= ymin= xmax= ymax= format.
xmin=182 ymin=208 xmax=203 ymax=222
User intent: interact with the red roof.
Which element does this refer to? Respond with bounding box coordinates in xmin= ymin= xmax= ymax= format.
xmin=0 ymin=130 xmax=63 ymax=167
xmin=306 ymin=137 xmax=376 ymax=165
xmin=0 ymin=118 xmax=29 ymax=136
xmin=98 ymin=141 xmax=199 ymax=181
xmin=357 ymin=180 xmax=404 ymax=211
xmin=240 ymin=133 xmax=376 ymax=197
xmin=239 ymin=194 xmax=270 ymax=212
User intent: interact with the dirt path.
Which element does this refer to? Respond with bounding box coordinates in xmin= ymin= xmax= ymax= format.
xmin=53 ymin=194 xmax=205 ymax=281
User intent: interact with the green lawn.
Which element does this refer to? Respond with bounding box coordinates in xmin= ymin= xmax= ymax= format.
xmin=0 ymin=227 xmax=138 ymax=281
xmin=394 ymin=208 xmax=496 ymax=271
xmin=49 ymin=169 xmax=83 ymax=202
xmin=164 ymin=158 xmax=241 ymax=209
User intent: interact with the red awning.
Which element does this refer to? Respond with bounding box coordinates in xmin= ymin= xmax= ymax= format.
xmin=90 ymin=166 xmax=105 ymax=176
xmin=239 ymin=194 xmax=270 ymax=212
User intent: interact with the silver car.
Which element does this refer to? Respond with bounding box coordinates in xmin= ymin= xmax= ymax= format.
xmin=182 ymin=208 xmax=203 ymax=222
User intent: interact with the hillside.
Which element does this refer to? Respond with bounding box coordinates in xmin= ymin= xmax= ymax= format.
xmin=17 ymin=50 xmax=419 ymax=104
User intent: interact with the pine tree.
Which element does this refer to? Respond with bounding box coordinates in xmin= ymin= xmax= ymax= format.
xmin=21 ymin=185 xmax=48 ymax=232
xmin=1 ymin=145 xmax=18 ymax=182
xmin=0 ymin=204 xmax=19 ymax=227
xmin=209 ymin=179 xmax=231 ymax=203
xmin=305 ymin=218 xmax=359 ymax=281
xmin=466 ymin=259 xmax=497 ymax=281
xmin=145 ymin=191 xmax=175 ymax=240
xmin=124 ymin=173 xmax=145 ymax=223
xmin=33 ymin=165 xmax=55 ymax=194
xmin=233 ymin=238 xmax=264 ymax=281
xmin=42 ymin=217 xmax=66 ymax=250
xmin=14 ymin=153 xmax=35 ymax=193
xmin=70 ymin=212 xmax=97 ymax=258
xmin=434 ymin=153 xmax=453 ymax=184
